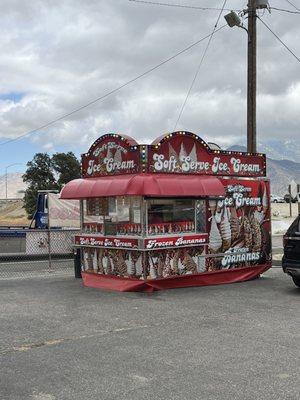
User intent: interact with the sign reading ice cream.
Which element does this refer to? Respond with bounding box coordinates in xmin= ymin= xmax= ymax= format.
xmin=206 ymin=178 xmax=270 ymax=271
xmin=86 ymin=158 xmax=136 ymax=175
xmin=82 ymin=134 xmax=140 ymax=177
xmin=219 ymin=185 xmax=262 ymax=208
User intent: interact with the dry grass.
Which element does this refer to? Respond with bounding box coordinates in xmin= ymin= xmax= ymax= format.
xmin=0 ymin=198 xmax=299 ymax=228
xmin=271 ymin=202 xmax=299 ymax=219
xmin=0 ymin=199 xmax=30 ymax=226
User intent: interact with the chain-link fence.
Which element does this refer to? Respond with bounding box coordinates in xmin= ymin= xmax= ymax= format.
xmin=0 ymin=229 xmax=78 ymax=279
xmin=0 ymin=227 xmax=282 ymax=280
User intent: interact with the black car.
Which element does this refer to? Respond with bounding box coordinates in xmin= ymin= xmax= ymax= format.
xmin=282 ymin=215 xmax=300 ymax=287
xmin=284 ymin=194 xmax=297 ymax=203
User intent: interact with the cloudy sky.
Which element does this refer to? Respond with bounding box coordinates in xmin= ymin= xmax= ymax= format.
xmin=0 ymin=0 xmax=299 ymax=173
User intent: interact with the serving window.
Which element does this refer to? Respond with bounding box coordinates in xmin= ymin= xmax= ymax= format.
xmin=83 ymin=196 xmax=207 ymax=237
xmin=83 ymin=196 xmax=142 ymax=235
xmin=147 ymin=198 xmax=206 ymax=235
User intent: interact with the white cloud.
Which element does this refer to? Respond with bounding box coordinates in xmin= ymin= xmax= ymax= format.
xmin=0 ymin=0 xmax=299 ymax=153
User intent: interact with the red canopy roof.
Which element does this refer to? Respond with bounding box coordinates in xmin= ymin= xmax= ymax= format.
xmin=60 ymin=174 xmax=225 ymax=199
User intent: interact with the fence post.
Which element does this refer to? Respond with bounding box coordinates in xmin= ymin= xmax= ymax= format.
xmin=289 ymin=184 xmax=292 ymax=218
xmin=47 ymin=228 xmax=53 ymax=273
xmin=74 ymin=248 xmax=82 ymax=278
xmin=47 ymin=198 xmax=53 ymax=273
xmin=298 ymin=184 xmax=300 ymax=216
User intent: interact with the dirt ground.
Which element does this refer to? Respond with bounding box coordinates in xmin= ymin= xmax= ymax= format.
xmin=271 ymin=202 xmax=299 ymax=219
xmin=270 ymin=203 xmax=299 ymax=234
xmin=0 ymin=199 xmax=30 ymax=226
xmin=0 ymin=199 xmax=298 ymax=229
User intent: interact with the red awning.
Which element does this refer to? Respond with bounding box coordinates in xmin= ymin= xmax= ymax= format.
xmin=60 ymin=174 xmax=225 ymax=199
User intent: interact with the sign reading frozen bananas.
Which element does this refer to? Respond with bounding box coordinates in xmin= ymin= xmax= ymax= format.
xmin=206 ymin=178 xmax=271 ymax=271
xmin=221 ymin=248 xmax=261 ymax=268
xmin=145 ymin=234 xmax=208 ymax=250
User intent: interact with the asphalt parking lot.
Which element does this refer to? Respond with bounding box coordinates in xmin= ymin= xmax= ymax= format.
xmin=0 ymin=268 xmax=299 ymax=400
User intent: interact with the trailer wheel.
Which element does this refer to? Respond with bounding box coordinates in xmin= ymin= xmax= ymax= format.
xmin=292 ymin=275 xmax=300 ymax=288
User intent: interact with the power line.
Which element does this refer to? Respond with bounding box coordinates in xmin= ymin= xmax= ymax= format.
xmin=258 ymin=17 xmax=300 ymax=64
xmin=271 ymin=7 xmax=300 ymax=15
xmin=285 ymin=0 xmax=300 ymax=12
xmin=128 ymin=0 xmax=236 ymax=12
xmin=173 ymin=1 xmax=228 ymax=130
xmin=0 ymin=27 xmax=226 ymax=146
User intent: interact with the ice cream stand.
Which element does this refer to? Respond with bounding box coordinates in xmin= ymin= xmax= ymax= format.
xmin=60 ymin=131 xmax=271 ymax=292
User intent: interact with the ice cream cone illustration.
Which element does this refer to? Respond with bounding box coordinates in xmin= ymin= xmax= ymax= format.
xmin=209 ymin=199 xmax=217 ymax=214
xmin=126 ymin=253 xmax=136 ymax=276
xmin=230 ymin=207 xmax=240 ymax=242
xmin=182 ymin=251 xmax=197 ymax=273
xmin=188 ymin=143 xmax=197 ymax=163
xmin=178 ymin=253 xmax=185 ymax=274
xmin=86 ymin=249 xmax=93 ymax=271
xmin=83 ymin=250 xmax=89 ymax=271
xmin=162 ymin=253 xmax=172 ymax=277
xmin=198 ymin=256 xmax=206 ymax=273
xmin=220 ymin=207 xmax=231 ymax=251
xmin=208 ymin=215 xmax=222 ymax=253
xmin=157 ymin=257 xmax=164 ymax=277
xmin=92 ymin=250 xmax=98 ymax=273
xmin=106 ymin=147 xmax=113 ymax=160
xmin=168 ymin=143 xmax=179 ymax=164
xmin=262 ymin=183 xmax=268 ymax=215
xmin=215 ymin=200 xmax=224 ymax=224
xmin=250 ymin=215 xmax=262 ymax=252
xmin=254 ymin=209 xmax=264 ymax=224
xmin=162 ymin=265 xmax=171 ymax=278
xmin=215 ymin=210 xmax=222 ymax=224
xmin=179 ymin=142 xmax=187 ymax=162
xmin=103 ymin=255 xmax=112 ymax=275
xmin=149 ymin=255 xmax=158 ymax=279
xmin=112 ymin=251 xmax=128 ymax=276
xmin=114 ymin=148 xmax=122 ymax=164
xmin=171 ymin=251 xmax=180 ymax=274
xmin=131 ymin=252 xmax=142 ymax=276
xmin=97 ymin=249 xmax=104 ymax=274
xmin=206 ymin=257 xmax=218 ymax=271
xmin=242 ymin=215 xmax=253 ymax=251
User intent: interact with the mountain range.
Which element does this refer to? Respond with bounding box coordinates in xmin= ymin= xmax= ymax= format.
xmin=1 ymin=138 xmax=300 ymax=198
xmin=0 ymin=173 xmax=27 ymax=199
xmin=258 ymin=139 xmax=300 ymax=164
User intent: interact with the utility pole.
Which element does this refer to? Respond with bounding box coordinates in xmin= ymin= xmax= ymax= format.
xmin=247 ymin=0 xmax=257 ymax=153
xmin=5 ymin=166 xmax=8 ymax=202
xmin=225 ymin=1 xmax=270 ymax=153
xmin=4 ymin=163 xmax=22 ymax=202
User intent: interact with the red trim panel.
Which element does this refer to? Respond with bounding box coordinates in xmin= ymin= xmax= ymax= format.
xmin=81 ymin=264 xmax=271 ymax=292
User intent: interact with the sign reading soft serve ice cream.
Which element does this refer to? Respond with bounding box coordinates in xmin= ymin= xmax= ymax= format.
xmin=148 ymin=132 xmax=266 ymax=177
xmin=81 ymin=132 xmax=266 ymax=178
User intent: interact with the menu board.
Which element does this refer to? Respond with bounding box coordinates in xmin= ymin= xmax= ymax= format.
xmin=86 ymin=198 xmax=109 ymax=216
